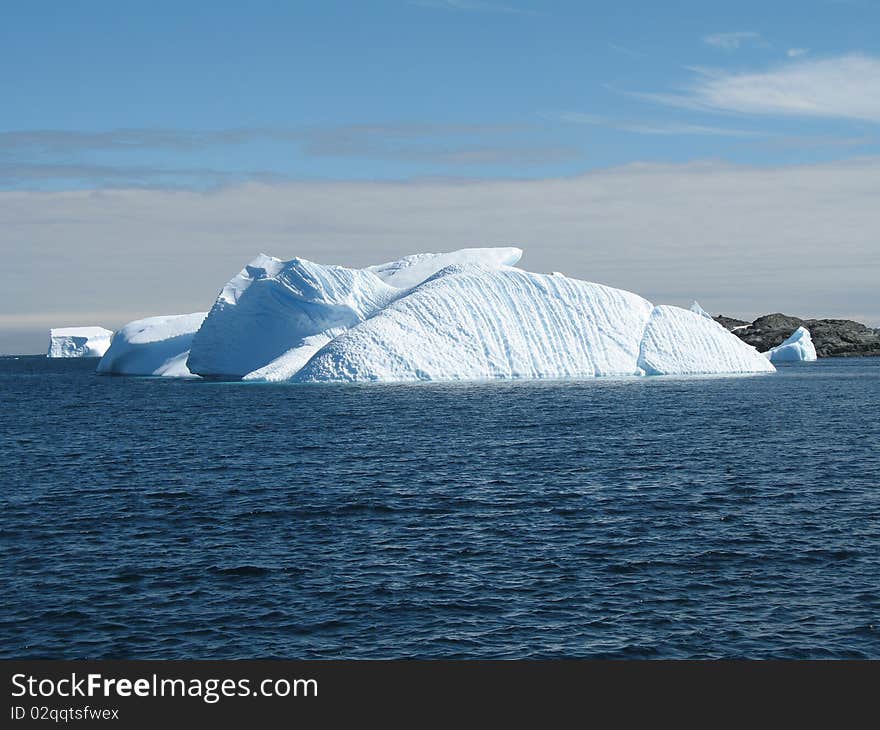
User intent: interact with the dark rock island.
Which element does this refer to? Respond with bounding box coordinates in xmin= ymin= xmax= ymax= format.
xmin=715 ymin=313 xmax=880 ymax=358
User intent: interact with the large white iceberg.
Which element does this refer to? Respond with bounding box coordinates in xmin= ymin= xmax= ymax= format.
xmin=96 ymin=246 xmax=775 ymax=383
xmin=762 ymin=326 xmax=818 ymax=363
xmin=47 ymin=326 xmax=113 ymax=358
xmin=97 ymin=313 xmax=207 ymax=377
xmin=187 ymin=247 xmax=523 ymax=380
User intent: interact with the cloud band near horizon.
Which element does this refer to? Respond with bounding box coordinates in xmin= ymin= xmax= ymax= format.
xmin=2 ymin=155 xmax=878 ymax=353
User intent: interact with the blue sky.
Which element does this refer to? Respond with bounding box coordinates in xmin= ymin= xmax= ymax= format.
xmin=3 ymin=0 xmax=880 ymax=188
xmin=2 ymin=0 xmax=879 ymax=352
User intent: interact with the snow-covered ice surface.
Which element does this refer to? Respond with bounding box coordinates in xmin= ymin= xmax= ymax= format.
xmin=690 ymin=301 xmax=713 ymax=319
xmin=296 ymin=265 xmax=652 ymax=382
xmin=295 ymin=265 xmax=652 ymax=382
xmin=763 ymin=326 xmax=818 ymax=363
xmin=47 ymin=327 xmax=113 ymax=358
xmin=242 ymin=333 xmax=333 ymax=382
xmin=638 ymin=305 xmax=774 ymax=376
xmin=97 ymin=313 xmax=207 ymax=377
xmin=367 ymin=246 xmax=522 ymax=289
xmin=296 ymin=267 xmax=774 ymax=383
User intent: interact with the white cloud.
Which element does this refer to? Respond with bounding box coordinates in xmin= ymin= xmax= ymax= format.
xmin=2 ymin=157 xmax=879 ymax=350
xmin=702 ymin=31 xmax=761 ymax=50
xmin=637 ymin=54 xmax=880 ymax=123
xmin=787 ymin=48 xmax=809 ymax=58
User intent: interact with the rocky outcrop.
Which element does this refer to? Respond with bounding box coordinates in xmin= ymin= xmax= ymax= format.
xmin=714 ymin=313 xmax=880 ymax=357
xmin=714 ymin=315 xmax=750 ymax=331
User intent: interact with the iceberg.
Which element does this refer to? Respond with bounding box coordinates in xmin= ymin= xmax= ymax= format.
xmin=93 ymin=246 xmax=777 ymax=383
xmin=97 ymin=313 xmax=207 ymax=377
xmin=187 ymin=247 xmax=522 ymax=380
xmin=762 ymin=326 xmax=818 ymax=363
xmin=47 ymin=326 xmax=113 ymax=358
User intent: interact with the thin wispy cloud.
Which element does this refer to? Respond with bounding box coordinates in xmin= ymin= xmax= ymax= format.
xmin=550 ymin=112 xmax=763 ymax=137
xmin=741 ymin=134 xmax=875 ymax=152
xmin=702 ymin=31 xmax=762 ymax=50
xmin=611 ymin=122 xmax=762 ymax=137
xmin=298 ymin=125 xmax=576 ymax=165
xmin=0 ymin=125 xmax=522 ymax=156
xmin=0 ymin=129 xmax=267 ymax=156
xmin=0 ymin=124 xmax=578 ymax=187
xmin=0 ymin=162 xmax=287 ymax=189
xmin=787 ymin=48 xmax=809 ymax=58
xmin=635 ymin=54 xmax=880 ymax=123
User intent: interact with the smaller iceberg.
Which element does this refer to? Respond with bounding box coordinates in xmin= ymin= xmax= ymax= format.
xmin=47 ymin=327 xmax=113 ymax=358
xmin=762 ymin=326 xmax=818 ymax=363
xmin=97 ymin=313 xmax=207 ymax=377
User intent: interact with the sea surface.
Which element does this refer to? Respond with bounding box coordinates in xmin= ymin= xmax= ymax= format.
xmin=1 ymin=356 xmax=878 ymax=659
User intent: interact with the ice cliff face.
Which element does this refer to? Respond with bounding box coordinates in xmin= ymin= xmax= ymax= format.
xmin=187 ymin=247 xmax=523 ymax=380
xmin=186 ymin=254 xmax=399 ymax=379
xmin=87 ymin=246 xmax=776 ymax=382
xmin=96 ymin=313 xmax=207 ymax=377
xmin=47 ymin=327 xmax=113 ymax=358
xmin=762 ymin=326 xmax=818 ymax=363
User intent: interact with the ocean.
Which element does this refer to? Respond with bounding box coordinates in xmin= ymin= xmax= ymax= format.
xmin=1 ymin=356 xmax=878 ymax=659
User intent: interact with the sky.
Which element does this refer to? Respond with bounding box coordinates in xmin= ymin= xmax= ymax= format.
xmin=2 ymin=0 xmax=879 ymax=352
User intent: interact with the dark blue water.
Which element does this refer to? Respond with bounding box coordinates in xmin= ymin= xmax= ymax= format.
xmin=1 ymin=356 xmax=878 ymax=659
